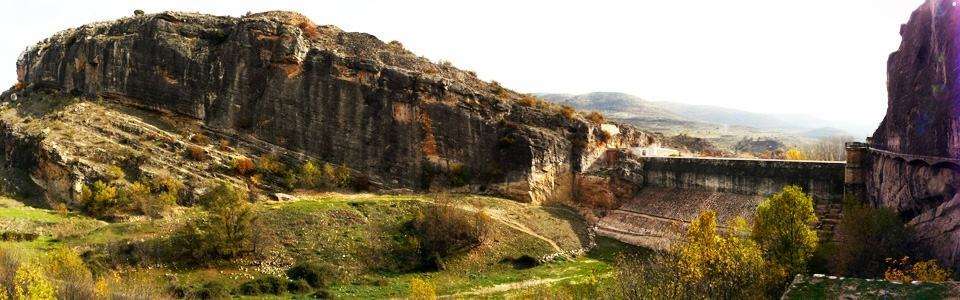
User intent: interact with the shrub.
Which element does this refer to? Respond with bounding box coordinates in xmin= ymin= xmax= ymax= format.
xmin=189 ymin=133 xmax=210 ymax=145
xmin=410 ymin=195 xmax=490 ymax=269
xmin=830 ymin=197 xmax=912 ymax=277
xmin=80 ymin=181 xmax=129 ymax=219
xmin=105 ymin=165 xmax=125 ymax=181
xmin=615 ymin=211 xmax=768 ymax=298
xmin=44 ymin=247 xmax=93 ymax=299
xmin=178 ymin=183 xmax=259 ymax=261
xmin=409 ymin=278 xmax=436 ymax=300
xmin=752 ymin=185 xmax=818 ymax=276
xmin=885 ymin=257 xmax=952 ymax=282
xmin=785 ymin=148 xmax=806 ymax=160
xmin=255 ymin=153 xmax=286 ymax=175
xmin=517 ymin=95 xmax=538 ymax=107
xmin=286 ymin=261 xmax=331 ymax=288
xmin=218 ymin=139 xmax=231 ymax=151
xmin=186 ymin=145 xmax=207 ymax=161
xmin=598 ymin=130 xmax=613 ymax=143
xmin=232 ymin=156 xmax=255 ymax=176
xmin=14 ymin=262 xmax=56 ymax=300
xmin=239 ymin=275 xmax=287 ymax=295
xmin=558 ymin=105 xmax=576 ymax=119
xmin=585 ymin=111 xmax=605 ymax=124
xmin=287 ymin=279 xmax=312 ymax=294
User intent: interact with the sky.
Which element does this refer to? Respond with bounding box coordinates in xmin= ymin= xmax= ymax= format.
xmin=0 ymin=0 xmax=922 ymax=131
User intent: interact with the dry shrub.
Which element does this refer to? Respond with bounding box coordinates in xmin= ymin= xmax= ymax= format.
xmin=218 ymin=139 xmax=231 ymax=151
xmin=559 ymin=105 xmax=576 ymax=119
xmin=186 ymin=145 xmax=207 ymax=161
xmin=232 ymin=156 xmax=255 ymax=176
xmin=255 ymin=153 xmax=286 ymax=175
xmin=586 ymin=111 xmax=605 ymax=124
xmin=189 ymin=133 xmax=210 ymax=145
xmin=297 ymin=20 xmax=320 ymax=39
xmin=598 ymin=130 xmax=613 ymax=144
xmin=885 ymin=257 xmax=952 ymax=282
xmin=410 ymin=195 xmax=490 ymax=270
xmin=518 ymin=95 xmax=539 ymax=107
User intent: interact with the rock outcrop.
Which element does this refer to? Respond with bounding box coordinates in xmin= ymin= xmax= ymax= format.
xmin=873 ymin=0 xmax=960 ymax=157
xmin=867 ymin=0 xmax=960 ymax=268
xmin=7 ymin=11 xmax=654 ymax=204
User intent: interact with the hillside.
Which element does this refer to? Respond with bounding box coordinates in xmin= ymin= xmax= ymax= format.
xmin=538 ymin=92 xmax=857 ymax=159
xmin=7 ymin=11 xmax=655 ymax=207
xmin=537 ymin=92 xmax=866 ymax=137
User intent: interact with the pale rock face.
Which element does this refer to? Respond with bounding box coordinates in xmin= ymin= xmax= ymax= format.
xmin=10 ymin=11 xmax=654 ymax=204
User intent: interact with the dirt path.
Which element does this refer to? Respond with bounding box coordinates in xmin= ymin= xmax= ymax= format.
xmin=441 ymin=276 xmax=576 ymax=298
xmin=450 ymin=203 xmax=568 ymax=256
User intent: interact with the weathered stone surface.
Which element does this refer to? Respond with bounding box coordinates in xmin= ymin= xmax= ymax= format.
xmin=865 ymin=0 xmax=960 ymax=269
xmin=11 ymin=11 xmax=654 ymax=204
xmin=872 ymin=0 xmax=960 ymax=157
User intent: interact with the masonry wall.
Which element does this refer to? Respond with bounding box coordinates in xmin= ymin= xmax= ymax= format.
xmin=639 ymin=156 xmax=846 ymax=202
xmin=595 ymin=152 xmax=848 ymax=236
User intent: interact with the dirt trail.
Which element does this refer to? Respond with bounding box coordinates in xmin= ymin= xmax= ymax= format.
xmin=452 ymin=203 xmax=568 ymax=256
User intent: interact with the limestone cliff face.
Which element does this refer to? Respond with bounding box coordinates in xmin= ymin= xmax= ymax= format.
xmin=872 ymin=0 xmax=960 ymax=157
xmin=867 ymin=0 xmax=960 ymax=268
xmin=12 ymin=11 xmax=653 ymax=204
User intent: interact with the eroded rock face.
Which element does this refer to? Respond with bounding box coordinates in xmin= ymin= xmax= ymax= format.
xmin=12 ymin=11 xmax=653 ymax=204
xmin=873 ymin=0 xmax=960 ymax=157
xmin=868 ymin=0 xmax=960 ymax=268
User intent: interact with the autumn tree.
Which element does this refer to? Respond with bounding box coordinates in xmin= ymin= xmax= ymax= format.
xmin=752 ymin=185 xmax=819 ymax=277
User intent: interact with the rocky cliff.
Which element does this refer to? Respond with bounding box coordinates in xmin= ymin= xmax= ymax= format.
xmin=6 ymin=11 xmax=653 ymax=205
xmin=873 ymin=0 xmax=960 ymax=157
xmin=867 ymin=0 xmax=960 ymax=269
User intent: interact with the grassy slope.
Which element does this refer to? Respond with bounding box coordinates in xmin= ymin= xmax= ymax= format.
xmin=0 ymin=193 xmax=647 ymax=298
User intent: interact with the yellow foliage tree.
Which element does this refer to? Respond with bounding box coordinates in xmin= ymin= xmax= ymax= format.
xmin=785 ymin=148 xmax=806 ymax=160
xmin=673 ymin=211 xmax=768 ymax=298
xmin=409 ymin=278 xmax=437 ymax=300
xmin=13 ymin=262 xmax=56 ymax=300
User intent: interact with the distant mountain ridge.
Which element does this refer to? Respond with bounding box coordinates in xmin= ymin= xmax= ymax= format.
xmin=536 ymin=92 xmax=870 ymax=138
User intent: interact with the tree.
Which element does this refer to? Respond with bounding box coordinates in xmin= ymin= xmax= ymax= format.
xmin=831 ymin=197 xmax=912 ymax=277
xmin=14 ymin=262 xmax=56 ymax=300
xmin=617 ymin=211 xmax=768 ymax=299
xmin=181 ymin=183 xmax=260 ymax=261
xmin=785 ymin=148 xmax=806 ymax=160
xmin=752 ymin=185 xmax=819 ymax=276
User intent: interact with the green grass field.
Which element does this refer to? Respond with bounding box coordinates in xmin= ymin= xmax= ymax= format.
xmin=0 ymin=193 xmax=648 ymax=298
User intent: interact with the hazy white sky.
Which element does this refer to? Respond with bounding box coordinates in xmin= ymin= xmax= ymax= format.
xmin=0 ymin=0 xmax=922 ymax=129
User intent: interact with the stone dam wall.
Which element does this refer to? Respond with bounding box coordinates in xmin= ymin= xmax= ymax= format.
xmin=590 ymin=150 xmax=848 ymax=248
xmin=640 ymin=156 xmax=846 ymax=203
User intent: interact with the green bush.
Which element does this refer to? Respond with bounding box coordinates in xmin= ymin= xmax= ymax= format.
xmin=176 ymin=183 xmax=260 ymax=262
xmin=829 ymin=197 xmax=912 ymax=277
xmin=286 ymin=261 xmax=331 ymax=288
xmin=752 ymin=185 xmax=819 ymax=276
xmin=80 ymin=181 xmax=130 ymax=219
xmin=239 ymin=275 xmax=287 ymax=295
xmin=287 ymin=279 xmax=312 ymax=294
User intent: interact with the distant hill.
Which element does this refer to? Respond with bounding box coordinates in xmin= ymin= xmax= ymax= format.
xmin=536 ymin=92 xmax=868 ymax=138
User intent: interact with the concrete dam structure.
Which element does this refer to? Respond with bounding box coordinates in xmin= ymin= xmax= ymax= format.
xmin=592 ymin=150 xmax=847 ymax=250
